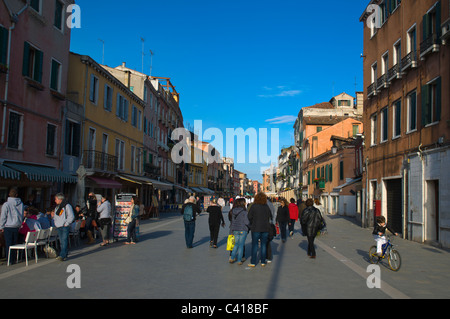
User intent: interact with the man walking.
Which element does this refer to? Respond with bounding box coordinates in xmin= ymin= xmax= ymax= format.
xmin=181 ymin=196 xmax=201 ymax=248
xmin=300 ymin=198 xmax=324 ymax=259
xmin=52 ymin=193 xmax=74 ymax=261
xmin=0 ymin=188 xmax=24 ymax=263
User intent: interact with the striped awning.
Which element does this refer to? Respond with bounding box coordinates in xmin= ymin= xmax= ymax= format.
xmin=3 ymin=163 xmax=77 ymax=183
xmin=0 ymin=163 xmax=21 ymax=180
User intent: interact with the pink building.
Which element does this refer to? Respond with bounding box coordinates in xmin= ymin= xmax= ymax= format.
xmin=0 ymin=0 xmax=75 ymax=208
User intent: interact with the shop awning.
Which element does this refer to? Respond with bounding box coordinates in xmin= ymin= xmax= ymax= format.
xmin=149 ymin=179 xmax=173 ymax=190
xmin=4 ymin=162 xmax=77 ymax=183
xmin=199 ymin=187 xmax=215 ymax=195
xmin=174 ymin=185 xmax=194 ymax=193
xmin=119 ymin=174 xmax=173 ymax=190
xmin=88 ymin=176 xmax=122 ymax=189
xmin=0 ymin=163 xmax=21 ymax=180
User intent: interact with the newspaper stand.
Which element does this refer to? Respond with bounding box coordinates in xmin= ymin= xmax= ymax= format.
xmin=113 ymin=193 xmax=139 ymax=241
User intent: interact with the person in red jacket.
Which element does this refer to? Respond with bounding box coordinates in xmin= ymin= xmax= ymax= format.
xmin=288 ymin=198 xmax=299 ymax=238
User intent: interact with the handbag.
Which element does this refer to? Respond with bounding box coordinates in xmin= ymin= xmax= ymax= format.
xmin=125 ymin=214 xmax=133 ymax=224
xmin=226 ymin=234 xmax=235 ymax=251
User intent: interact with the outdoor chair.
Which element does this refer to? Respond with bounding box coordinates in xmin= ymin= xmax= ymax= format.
xmin=7 ymin=230 xmax=40 ymax=266
xmin=69 ymin=220 xmax=82 ymax=247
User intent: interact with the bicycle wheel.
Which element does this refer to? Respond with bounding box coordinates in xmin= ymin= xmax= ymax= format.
xmin=388 ymin=249 xmax=401 ymax=271
xmin=369 ymin=246 xmax=379 ymax=264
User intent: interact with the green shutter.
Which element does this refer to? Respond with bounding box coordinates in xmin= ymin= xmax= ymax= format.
xmin=0 ymin=26 xmax=8 ymax=65
xmin=50 ymin=60 xmax=59 ymax=90
xmin=22 ymin=42 xmax=30 ymax=76
xmin=436 ymin=1 xmax=441 ymax=38
xmin=329 ymin=164 xmax=333 ymax=182
xmin=436 ymin=77 xmax=441 ymax=121
xmin=340 ymin=161 xmax=344 ymax=180
xmin=34 ymin=49 xmax=43 ymax=83
xmin=423 ymin=13 xmax=429 ymax=41
xmin=421 ymin=84 xmax=430 ymax=126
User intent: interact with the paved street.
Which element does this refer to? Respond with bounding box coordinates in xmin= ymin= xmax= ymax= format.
xmin=1 ymin=207 xmax=450 ymax=300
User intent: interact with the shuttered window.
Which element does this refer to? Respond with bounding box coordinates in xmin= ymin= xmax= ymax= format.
xmin=22 ymin=42 xmax=43 ymax=83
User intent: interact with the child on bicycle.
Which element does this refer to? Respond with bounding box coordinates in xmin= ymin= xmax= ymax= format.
xmin=373 ymin=216 xmax=398 ymax=256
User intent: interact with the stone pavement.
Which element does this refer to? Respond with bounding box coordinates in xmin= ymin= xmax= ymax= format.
xmin=0 ymin=207 xmax=450 ymax=299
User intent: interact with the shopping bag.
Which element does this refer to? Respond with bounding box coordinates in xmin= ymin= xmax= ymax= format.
xmin=275 ymin=223 xmax=280 ymax=235
xmin=226 ymin=235 xmax=235 ymax=251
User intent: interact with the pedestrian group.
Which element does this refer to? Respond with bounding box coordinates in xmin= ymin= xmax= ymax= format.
xmin=181 ymin=191 xmax=327 ymax=267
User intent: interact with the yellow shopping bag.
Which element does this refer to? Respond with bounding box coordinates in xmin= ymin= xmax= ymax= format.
xmin=226 ymin=235 xmax=235 ymax=251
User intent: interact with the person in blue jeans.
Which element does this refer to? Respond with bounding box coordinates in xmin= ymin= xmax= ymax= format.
xmin=181 ymin=196 xmax=200 ymax=248
xmin=0 ymin=188 xmax=24 ymax=264
xmin=52 ymin=193 xmax=75 ymax=261
xmin=229 ymin=198 xmax=250 ymax=264
xmin=247 ymin=192 xmax=272 ymax=267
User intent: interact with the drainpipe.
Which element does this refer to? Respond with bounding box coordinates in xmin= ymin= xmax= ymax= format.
xmin=418 ymin=144 xmax=425 ymax=242
xmin=1 ymin=1 xmax=29 ymax=146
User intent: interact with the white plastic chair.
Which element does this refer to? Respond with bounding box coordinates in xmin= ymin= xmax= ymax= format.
xmin=8 ymin=230 xmax=40 ymax=266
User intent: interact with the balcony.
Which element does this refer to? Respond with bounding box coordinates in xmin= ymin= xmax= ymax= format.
xmin=387 ymin=63 xmax=402 ymax=82
xmin=144 ymin=163 xmax=161 ymax=178
xmin=83 ymin=150 xmax=117 ymax=173
xmin=314 ymin=179 xmax=325 ymax=190
xmin=420 ymin=33 xmax=439 ymax=60
xmin=376 ymin=74 xmax=389 ymax=90
xmin=401 ymin=50 xmax=417 ymax=71
xmin=367 ymin=82 xmax=378 ymax=98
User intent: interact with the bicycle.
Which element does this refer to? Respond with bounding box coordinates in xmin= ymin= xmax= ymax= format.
xmin=369 ymin=235 xmax=401 ymax=271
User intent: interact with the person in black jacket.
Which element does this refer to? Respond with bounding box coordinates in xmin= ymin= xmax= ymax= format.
xmin=276 ymin=198 xmax=290 ymax=243
xmin=207 ymin=199 xmax=225 ymax=248
xmin=373 ymin=216 xmax=398 ymax=256
xmin=300 ymin=198 xmax=324 ymax=259
xmin=247 ymin=192 xmax=272 ymax=267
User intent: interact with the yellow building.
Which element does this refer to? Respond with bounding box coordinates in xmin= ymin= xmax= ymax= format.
xmin=187 ymin=132 xmax=209 ymax=194
xmin=67 ymin=52 xmax=145 ymax=199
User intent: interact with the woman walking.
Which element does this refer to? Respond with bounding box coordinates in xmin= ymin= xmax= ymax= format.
xmin=247 ymin=192 xmax=272 ymax=267
xmin=276 ymin=198 xmax=290 ymax=243
xmin=125 ymin=196 xmax=140 ymax=245
xmin=229 ymin=198 xmax=249 ymax=265
xmin=207 ymin=199 xmax=225 ymax=248
xmin=97 ymin=195 xmax=112 ymax=247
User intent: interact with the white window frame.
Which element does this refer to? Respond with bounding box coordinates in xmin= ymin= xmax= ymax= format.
xmin=393 ymin=39 xmax=401 ymax=66
xmin=371 ymin=114 xmax=377 ymax=146
xmin=7 ymin=110 xmax=24 ymax=150
xmin=371 ymin=62 xmax=378 ymax=84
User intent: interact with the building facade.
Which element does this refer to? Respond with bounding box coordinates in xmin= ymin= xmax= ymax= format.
xmin=360 ymin=0 xmax=450 ymax=247
xmin=0 ymin=0 xmax=76 ymax=208
xmin=67 ymin=52 xmax=146 ymax=204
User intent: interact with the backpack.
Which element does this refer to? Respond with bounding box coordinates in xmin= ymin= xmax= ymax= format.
xmin=183 ymin=205 xmax=194 ymax=222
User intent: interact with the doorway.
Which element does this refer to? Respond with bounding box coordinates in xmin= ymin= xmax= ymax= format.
xmin=425 ymin=180 xmax=439 ymax=242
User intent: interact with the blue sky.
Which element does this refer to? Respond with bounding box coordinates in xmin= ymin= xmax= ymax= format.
xmin=70 ymin=0 xmax=368 ymax=182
